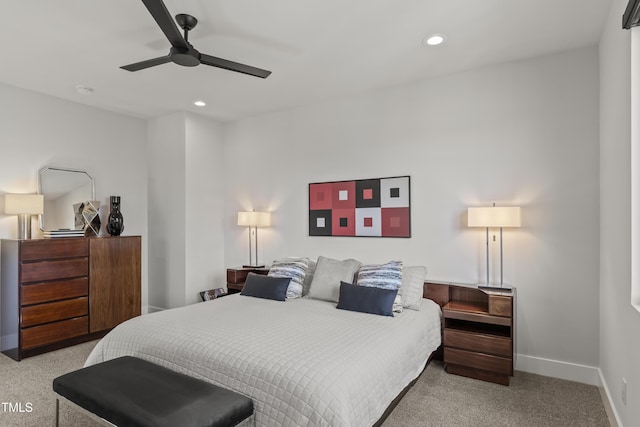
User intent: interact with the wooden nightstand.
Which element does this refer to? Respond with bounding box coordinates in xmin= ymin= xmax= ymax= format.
xmin=226 ymin=267 xmax=269 ymax=294
xmin=426 ymin=281 xmax=515 ymax=385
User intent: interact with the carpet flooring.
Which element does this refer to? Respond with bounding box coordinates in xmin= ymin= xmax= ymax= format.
xmin=0 ymin=341 xmax=610 ymax=426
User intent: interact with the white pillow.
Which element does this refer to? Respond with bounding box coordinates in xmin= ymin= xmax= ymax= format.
xmin=307 ymin=256 xmax=361 ymax=303
xmin=301 ymin=258 xmax=317 ymax=296
xmin=399 ymin=266 xmax=427 ymax=310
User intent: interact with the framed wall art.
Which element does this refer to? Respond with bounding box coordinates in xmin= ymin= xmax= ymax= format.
xmin=309 ymin=176 xmax=411 ymax=237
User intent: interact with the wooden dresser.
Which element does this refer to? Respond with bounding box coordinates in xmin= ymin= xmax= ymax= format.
xmin=424 ymin=281 xmax=515 ymax=385
xmin=1 ymin=236 xmax=141 ymax=361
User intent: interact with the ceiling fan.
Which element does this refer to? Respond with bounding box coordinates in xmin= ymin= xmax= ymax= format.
xmin=121 ymin=0 xmax=271 ymax=78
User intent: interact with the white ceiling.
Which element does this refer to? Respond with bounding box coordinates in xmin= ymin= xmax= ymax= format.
xmin=0 ymin=0 xmax=612 ymax=122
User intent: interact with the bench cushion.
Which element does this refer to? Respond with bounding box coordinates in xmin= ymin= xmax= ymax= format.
xmin=53 ymin=356 xmax=253 ymax=427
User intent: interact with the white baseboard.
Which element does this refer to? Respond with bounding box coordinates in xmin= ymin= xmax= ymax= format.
xmin=516 ymin=355 xmax=622 ymax=426
xmin=598 ymin=369 xmax=623 ymax=427
xmin=0 ymin=333 xmax=17 ymax=352
xmin=143 ymin=305 xmax=164 ymax=314
xmin=515 ymin=353 xmax=601 ymax=386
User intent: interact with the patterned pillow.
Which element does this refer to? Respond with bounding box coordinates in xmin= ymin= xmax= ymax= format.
xmin=268 ymin=258 xmax=309 ymax=299
xmin=356 ymin=261 xmax=403 ymax=314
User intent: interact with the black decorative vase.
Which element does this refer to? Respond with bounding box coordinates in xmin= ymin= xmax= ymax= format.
xmin=106 ymin=196 xmax=125 ymax=236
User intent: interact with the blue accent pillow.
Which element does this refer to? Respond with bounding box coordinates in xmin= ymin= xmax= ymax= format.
xmin=336 ymin=281 xmax=398 ymax=317
xmin=240 ymin=273 xmax=290 ymax=301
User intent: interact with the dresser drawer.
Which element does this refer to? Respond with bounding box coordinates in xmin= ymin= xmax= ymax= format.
xmin=21 ymin=278 xmax=88 ymax=306
xmin=21 ymin=317 xmax=88 ymax=350
xmin=444 ymin=329 xmax=512 ymax=358
xmin=445 ymin=347 xmax=512 ymax=376
xmin=21 ymin=258 xmax=88 ymax=283
xmin=21 ymin=297 xmax=88 ymax=327
xmin=20 ymin=239 xmax=88 ymax=261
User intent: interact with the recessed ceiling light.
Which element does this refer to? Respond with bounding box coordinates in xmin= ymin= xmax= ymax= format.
xmin=423 ymin=34 xmax=445 ymax=46
xmin=194 ymin=100 xmax=206 ymax=107
xmin=75 ymin=85 xmax=94 ymax=95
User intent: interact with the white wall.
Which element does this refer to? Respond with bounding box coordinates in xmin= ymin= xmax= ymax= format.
xmin=147 ymin=112 xmax=226 ymax=309
xmin=0 ymin=81 xmax=148 ymax=313
xmin=599 ymin=0 xmax=640 ymax=424
xmin=224 ymin=47 xmax=601 ymax=382
xmin=185 ymin=113 xmax=226 ymax=304
xmin=147 ymin=113 xmax=186 ymax=310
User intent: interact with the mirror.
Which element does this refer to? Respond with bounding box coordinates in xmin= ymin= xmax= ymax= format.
xmin=37 ymin=167 xmax=95 ymax=231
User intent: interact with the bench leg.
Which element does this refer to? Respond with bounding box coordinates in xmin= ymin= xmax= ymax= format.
xmin=55 ymin=398 xmax=59 ymax=427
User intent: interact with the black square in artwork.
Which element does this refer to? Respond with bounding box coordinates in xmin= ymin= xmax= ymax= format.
xmin=339 ymin=217 xmax=348 ymax=227
xmin=355 ymin=179 xmax=381 ymax=208
xmin=390 ymin=187 xmax=400 ymax=198
xmin=309 ymin=210 xmax=332 ymax=236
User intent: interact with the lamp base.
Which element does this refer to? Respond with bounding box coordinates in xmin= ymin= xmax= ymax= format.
xmin=477 ymin=284 xmax=513 ymax=292
xmin=17 ymin=214 xmax=32 ymax=240
xmin=242 ymin=264 xmax=265 ymax=269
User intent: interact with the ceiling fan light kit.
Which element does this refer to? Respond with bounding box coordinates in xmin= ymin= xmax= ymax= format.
xmin=121 ymin=0 xmax=271 ymax=79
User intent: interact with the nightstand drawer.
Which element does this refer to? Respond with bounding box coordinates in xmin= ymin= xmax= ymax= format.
xmin=227 ymin=269 xmax=250 ymax=284
xmin=226 ymin=267 xmax=269 ymax=284
xmin=489 ymin=295 xmax=512 ymax=317
xmin=444 ymin=329 xmax=512 ymax=358
xmin=445 ymin=347 xmax=512 ymax=376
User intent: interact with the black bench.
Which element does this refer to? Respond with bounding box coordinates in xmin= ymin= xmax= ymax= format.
xmin=53 ymin=356 xmax=254 ymax=427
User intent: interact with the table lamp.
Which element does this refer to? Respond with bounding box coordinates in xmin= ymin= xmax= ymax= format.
xmin=5 ymin=194 xmax=44 ymax=239
xmin=468 ymin=204 xmax=521 ymax=290
xmin=237 ymin=210 xmax=271 ymax=268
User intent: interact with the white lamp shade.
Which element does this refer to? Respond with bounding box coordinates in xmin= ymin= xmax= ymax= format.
xmin=237 ymin=211 xmax=271 ymax=227
xmin=4 ymin=194 xmax=44 ymax=215
xmin=468 ymin=206 xmax=521 ymax=228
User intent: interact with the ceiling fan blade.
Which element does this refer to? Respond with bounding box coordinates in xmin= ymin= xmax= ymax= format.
xmin=120 ymin=55 xmax=172 ymax=72
xmin=200 ymin=53 xmax=271 ymax=79
xmin=141 ymin=0 xmax=188 ymax=49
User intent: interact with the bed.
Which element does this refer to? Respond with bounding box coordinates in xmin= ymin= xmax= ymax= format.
xmin=85 ymin=292 xmax=441 ymax=427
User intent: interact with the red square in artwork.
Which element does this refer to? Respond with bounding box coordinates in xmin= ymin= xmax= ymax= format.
xmin=309 ymin=183 xmax=333 ymax=210
xmin=362 ymin=189 xmax=373 ymax=200
xmin=332 ymin=181 xmax=356 ymax=209
xmin=381 ymin=207 xmax=410 ymax=237
xmin=332 ymin=209 xmax=355 ymax=236
xmin=363 ymin=217 xmax=373 ymax=227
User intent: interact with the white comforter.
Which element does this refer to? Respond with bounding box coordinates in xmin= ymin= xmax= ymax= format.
xmin=86 ymin=295 xmax=441 ymax=427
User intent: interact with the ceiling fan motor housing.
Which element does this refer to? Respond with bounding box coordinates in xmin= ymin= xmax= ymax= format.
xmin=169 ymin=46 xmax=200 ymax=67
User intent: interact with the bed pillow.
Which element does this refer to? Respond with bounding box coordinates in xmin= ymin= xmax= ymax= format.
xmin=356 ymin=261 xmax=403 ymax=314
xmin=337 ymin=282 xmax=397 ymax=317
xmin=240 ymin=273 xmax=290 ymax=301
xmin=268 ymin=258 xmax=309 ymax=299
xmin=400 ymin=266 xmax=427 ymax=310
xmin=307 ymin=256 xmax=361 ymax=303
xmin=301 ymin=258 xmax=317 ymax=296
